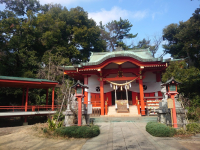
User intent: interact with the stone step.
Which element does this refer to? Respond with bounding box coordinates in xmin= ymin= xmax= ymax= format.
xmin=107 ymin=105 xmax=139 ymax=116
xmin=90 ymin=116 xmax=157 ymax=123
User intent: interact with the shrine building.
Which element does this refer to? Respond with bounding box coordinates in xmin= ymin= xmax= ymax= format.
xmin=61 ymin=47 xmax=171 ymax=116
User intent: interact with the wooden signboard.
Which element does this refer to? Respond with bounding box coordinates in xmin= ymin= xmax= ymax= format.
xmin=87 ymin=104 xmax=92 ymax=114
xmin=167 ymin=98 xmax=174 ymax=108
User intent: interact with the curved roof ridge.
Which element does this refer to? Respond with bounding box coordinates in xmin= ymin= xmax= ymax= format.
xmin=89 ymin=48 xmax=154 ymax=63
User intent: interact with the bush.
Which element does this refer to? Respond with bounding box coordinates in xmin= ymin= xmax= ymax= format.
xmin=53 ymin=111 xmax=65 ymax=121
xmin=43 ymin=127 xmax=48 ymax=133
xmin=48 ymin=119 xmax=63 ymax=131
xmin=146 ymin=122 xmax=176 ymax=137
xmin=48 ymin=119 xmax=56 ymax=131
xmin=55 ymin=125 xmax=100 ymax=138
xmin=186 ymin=123 xmax=200 ymax=134
xmin=176 ymin=128 xmax=187 ymax=135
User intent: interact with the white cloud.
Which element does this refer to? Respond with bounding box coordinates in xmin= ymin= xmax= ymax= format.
xmin=88 ymin=6 xmax=148 ymax=25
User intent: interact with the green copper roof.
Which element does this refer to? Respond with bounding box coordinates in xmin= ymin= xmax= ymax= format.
xmin=61 ymin=48 xmax=173 ymax=70
xmin=89 ymin=48 xmax=154 ymax=62
xmin=0 ymin=76 xmax=58 ymax=83
xmin=162 ymin=77 xmax=181 ymax=85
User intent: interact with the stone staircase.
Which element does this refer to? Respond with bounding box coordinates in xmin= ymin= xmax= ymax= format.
xmin=107 ymin=105 xmax=140 ymax=117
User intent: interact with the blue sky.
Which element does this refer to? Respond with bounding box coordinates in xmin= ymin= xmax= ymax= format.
xmin=1 ymin=0 xmax=200 ymax=58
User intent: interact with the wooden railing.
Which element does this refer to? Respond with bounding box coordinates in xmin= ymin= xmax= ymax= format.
xmin=144 ymin=96 xmax=163 ymax=115
xmin=85 ymin=101 xmax=101 ymax=107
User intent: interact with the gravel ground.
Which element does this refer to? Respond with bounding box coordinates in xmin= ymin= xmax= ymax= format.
xmin=0 ymin=125 xmax=87 ymax=150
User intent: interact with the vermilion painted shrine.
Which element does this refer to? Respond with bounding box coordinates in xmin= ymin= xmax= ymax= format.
xmin=61 ymin=47 xmax=172 ymax=116
xmin=0 ymin=76 xmax=59 ymax=122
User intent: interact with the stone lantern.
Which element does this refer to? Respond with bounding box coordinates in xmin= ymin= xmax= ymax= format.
xmin=161 ymin=77 xmax=181 ymax=128
xmin=71 ymin=80 xmax=88 ymax=126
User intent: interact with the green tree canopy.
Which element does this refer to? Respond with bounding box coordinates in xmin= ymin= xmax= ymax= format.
xmin=0 ymin=4 xmax=106 ymax=77
xmin=162 ymin=8 xmax=200 ymax=67
xmin=0 ymin=0 xmax=41 ymax=16
xmin=162 ymin=61 xmax=200 ymax=110
xmin=101 ymin=18 xmax=137 ymax=51
xmin=0 ymin=3 xmax=106 ymax=106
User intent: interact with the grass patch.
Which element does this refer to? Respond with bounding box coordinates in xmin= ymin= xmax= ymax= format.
xmin=55 ymin=125 xmax=100 ymax=138
xmin=146 ymin=122 xmax=176 ymax=137
xmin=186 ymin=123 xmax=200 ymax=134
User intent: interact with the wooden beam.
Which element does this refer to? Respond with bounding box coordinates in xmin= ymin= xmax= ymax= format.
xmin=103 ymin=76 xmax=138 ymax=81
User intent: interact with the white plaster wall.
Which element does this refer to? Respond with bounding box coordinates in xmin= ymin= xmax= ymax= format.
xmin=86 ymin=72 xmax=160 ymax=93
xmin=143 ymin=72 xmax=156 ymax=82
xmin=88 ymin=75 xmax=99 ymax=85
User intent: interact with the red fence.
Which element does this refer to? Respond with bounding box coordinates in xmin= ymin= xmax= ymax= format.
xmin=0 ymin=105 xmax=64 ymax=112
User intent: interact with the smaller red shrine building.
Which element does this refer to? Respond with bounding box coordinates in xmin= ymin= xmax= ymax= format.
xmin=62 ymin=47 xmax=171 ymax=116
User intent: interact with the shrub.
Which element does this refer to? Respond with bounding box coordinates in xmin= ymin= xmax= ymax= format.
xmin=176 ymin=128 xmax=187 ymax=135
xmin=53 ymin=111 xmax=65 ymax=121
xmin=55 ymin=125 xmax=100 ymax=138
xmin=48 ymin=119 xmax=63 ymax=131
xmin=186 ymin=123 xmax=200 ymax=134
xmin=43 ymin=127 xmax=48 ymax=133
xmin=146 ymin=122 xmax=176 ymax=137
xmin=48 ymin=119 xmax=56 ymax=131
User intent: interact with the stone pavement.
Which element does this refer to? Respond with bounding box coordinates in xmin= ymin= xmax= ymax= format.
xmin=81 ymin=121 xmax=188 ymax=150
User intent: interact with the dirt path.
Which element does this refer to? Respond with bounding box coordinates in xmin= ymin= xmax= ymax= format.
xmin=176 ymin=134 xmax=200 ymax=150
xmin=0 ymin=125 xmax=87 ymax=150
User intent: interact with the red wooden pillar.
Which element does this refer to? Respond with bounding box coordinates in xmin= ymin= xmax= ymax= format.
xmin=46 ymin=88 xmax=48 ymax=110
xmin=52 ymin=87 xmax=55 ymax=111
xmin=22 ymin=88 xmax=25 ymax=110
xmin=100 ymin=79 xmax=104 ymax=115
xmin=25 ymin=87 xmax=29 ymax=112
xmin=171 ymin=94 xmax=178 ymax=128
xmin=78 ymin=96 xmax=82 ymax=126
xmin=139 ymin=79 xmax=145 ymax=115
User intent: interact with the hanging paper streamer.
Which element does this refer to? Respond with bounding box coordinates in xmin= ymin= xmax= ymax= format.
xmin=121 ymin=86 xmax=123 ymax=91
xmin=86 ymin=82 xmax=162 ymax=93
xmin=110 ymin=83 xmax=112 ymax=88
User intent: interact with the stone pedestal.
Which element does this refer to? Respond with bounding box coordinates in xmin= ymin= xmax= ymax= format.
xmin=156 ymin=98 xmax=187 ymax=127
xmin=64 ymin=103 xmax=90 ymax=126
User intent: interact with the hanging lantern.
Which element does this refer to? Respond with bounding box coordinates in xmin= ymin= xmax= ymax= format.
xmin=113 ymin=85 xmax=115 ymax=90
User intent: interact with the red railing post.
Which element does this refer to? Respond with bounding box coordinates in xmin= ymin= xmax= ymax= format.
xmin=46 ymin=88 xmax=49 ymax=110
xmin=52 ymin=87 xmax=55 ymax=111
xmin=25 ymin=87 xmax=29 ymax=112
